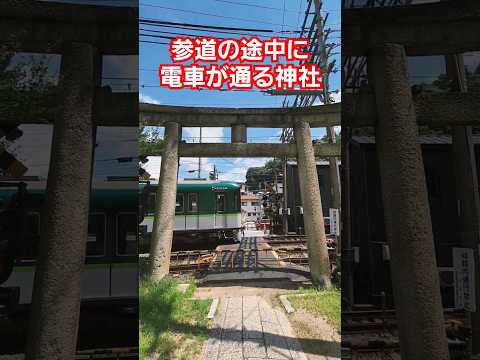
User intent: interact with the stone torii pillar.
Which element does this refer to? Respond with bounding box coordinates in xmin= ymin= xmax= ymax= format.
xmin=231 ymin=124 xmax=247 ymax=143
xmin=148 ymin=122 xmax=180 ymax=280
xmin=452 ymin=126 xmax=480 ymax=355
xmin=369 ymin=43 xmax=449 ymax=360
xmin=26 ymin=43 xmax=95 ymax=360
xmin=447 ymin=53 xmax=480 ymax=355
xmin=294 ymin=119 xmax=331 ymax=288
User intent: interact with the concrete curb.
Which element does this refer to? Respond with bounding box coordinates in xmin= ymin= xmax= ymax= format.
xmin=279 ymin=295 xmax=295 ymax=314
xmin=207 ymin=298 xmax=219 ymax=319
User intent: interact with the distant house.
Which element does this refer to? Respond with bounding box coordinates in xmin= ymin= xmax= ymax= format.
xmin=241 ymin=194 xmax=263 ymax=223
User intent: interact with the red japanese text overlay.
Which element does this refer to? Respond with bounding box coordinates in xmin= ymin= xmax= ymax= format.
xmin=158 ymin=36 xmax=323 ymax=91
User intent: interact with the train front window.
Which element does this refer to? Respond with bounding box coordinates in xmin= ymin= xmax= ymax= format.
xmin=117 ymin=213 xmax=137 ymax=256
xmin=176 ymin=193 xmax=184 ymax=213
xmin=216 ymin=193 xmax=226 ymax=212
xmin=86 ymin=213 xmax=106 ymax=257
xmin=188 ymin=193 xmax=198 ymax=213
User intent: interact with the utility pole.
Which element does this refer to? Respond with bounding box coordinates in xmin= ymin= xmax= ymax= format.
xmin=314 ymin=0 xmax=341 ymax=209
xmin=282 ymin=156 xmax=289 ymax=235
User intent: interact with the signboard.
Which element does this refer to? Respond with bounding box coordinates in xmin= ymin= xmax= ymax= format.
xmin=453 ymin=247 xmax=476 ymax=312
xmin=329 ymin=208 xmax=340 ymax=236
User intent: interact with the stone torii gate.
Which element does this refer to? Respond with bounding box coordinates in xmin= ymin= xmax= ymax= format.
xmin=344 ymin=2 xmax=480 ymax=359
xmin=139 ymin=103 xmax=341 ymax=288
xmin=1 ymin=2 xmax=137 ymax=359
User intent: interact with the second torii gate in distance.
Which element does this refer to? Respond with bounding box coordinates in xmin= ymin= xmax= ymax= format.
xmin=140 ymin=103 xmax=341 ymax=288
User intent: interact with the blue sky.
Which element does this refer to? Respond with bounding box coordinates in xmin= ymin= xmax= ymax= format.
xmin=140 ymin=0 xmax=341 ymax=183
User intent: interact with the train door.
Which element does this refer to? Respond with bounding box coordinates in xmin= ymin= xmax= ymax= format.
xmin=3 ymin=211 xmax=41 ymax=304
xmin=111 ymin=212 xmax=137 ymax=297
xmin=215 ymin=192 xmax=227 ymax=228
xmin=81 ymin=213 xmax=109 ymax=299
xmin=175 ymin=193 xmax=186 ymax=230
xmin=185 ymin=193 xmax=199 ymax=230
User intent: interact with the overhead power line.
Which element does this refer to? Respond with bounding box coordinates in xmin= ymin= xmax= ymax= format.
xmin=140 ymin=18 xmax=277 ymax=33
xmin=140 ymin=33 xmax=177 ymax=41
xmin=140 ymin=26 xmax=291 ymax=39
xmin=212 ymin=0 xmax=340 ymax=13
xmin=139 ymin=3 xmax=299 ymax=28
xmin=140 ymin=40 xmax=169 ymax=45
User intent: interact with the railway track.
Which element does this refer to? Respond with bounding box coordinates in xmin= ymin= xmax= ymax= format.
xmin=166 ymin=234 xmax=338 ymax=272
xmin=0 ymin=347 xmax=138 ymax=360
xmin=341 ymin=309 xmax=469 ymax=359
xmin=76 ymin=347 xmax=138 ymax=359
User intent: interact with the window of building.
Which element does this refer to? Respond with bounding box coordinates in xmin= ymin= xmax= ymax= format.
xmin=241 ymin=202 xmax=247 ymax=206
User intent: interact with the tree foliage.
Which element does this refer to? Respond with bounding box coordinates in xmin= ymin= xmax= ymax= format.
xmin=0 ymin=35 xmax=56 ymax=124
xmin=245 ymin=159 xmax=283 ymax=191
xmin=138 ymin=120 xmax=164 ymax=158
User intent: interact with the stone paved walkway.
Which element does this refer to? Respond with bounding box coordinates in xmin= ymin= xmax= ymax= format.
xmin=202 ymin=296 xmax=308 ymax=360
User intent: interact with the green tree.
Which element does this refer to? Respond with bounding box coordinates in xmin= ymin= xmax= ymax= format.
xmin=139 ymin=121 xmax=164 ymax=158
xmin=245 ymin=159 xmax=282 ymax=190
xmin=138 ymin=121 xmax=165 ymax=178
xmin=0 ymin=35 xmax=56 ymax=124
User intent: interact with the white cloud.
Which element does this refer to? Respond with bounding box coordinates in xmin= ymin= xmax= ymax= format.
xmin=332 ymin=91 xmax=341 ymax=103
xmin=180 ymin=157 xmax=214 ymax=175
xmin=142 ymin=156 xmax=162 ymax=179
xmin=182 ymin=127 xmax=225 ymax=143
xmin=310 ymin=91 xmax=341 ymax=105
xmin=144 ymin=156 xmax=217 ymax=181
xmin=139 ymin=93 xmax=161 ymax=105
xmin=219 ymin=158 xmax=271 ymax=183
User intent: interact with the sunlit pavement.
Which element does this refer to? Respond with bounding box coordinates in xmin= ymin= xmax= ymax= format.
xmin=242 ymin=229 xmax=268 ymax=238
xmin=202 ymin=296 xmax=307 ymax=360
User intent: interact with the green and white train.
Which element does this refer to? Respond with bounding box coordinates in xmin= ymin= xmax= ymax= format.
xmin=139 ymin=180 xmax=242 ymax=242
xmin=0 ymin=181 xmax=138 ymax=306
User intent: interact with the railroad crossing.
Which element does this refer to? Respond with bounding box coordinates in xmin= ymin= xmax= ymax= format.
xmin=166 ymin=235 xmax=336 ymax=275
